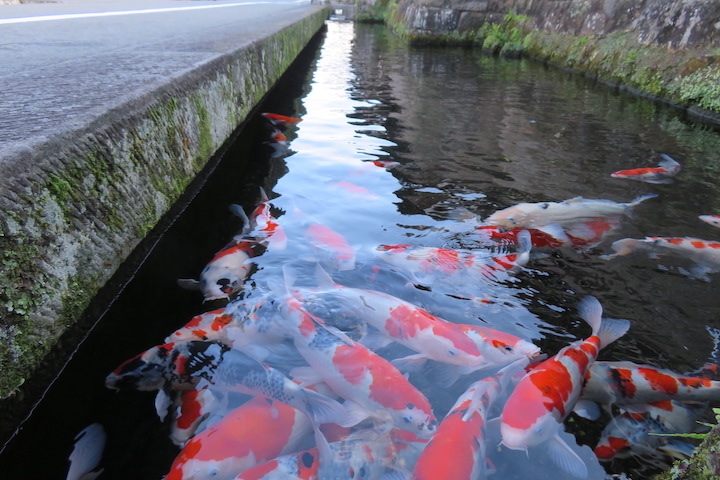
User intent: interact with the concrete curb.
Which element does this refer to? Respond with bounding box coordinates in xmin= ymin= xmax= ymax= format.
xmin=0 ymin=6 xmax=328 ymax=400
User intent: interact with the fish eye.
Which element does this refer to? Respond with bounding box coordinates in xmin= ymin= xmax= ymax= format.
xmin=504 ymin=345 xmax=514 ymax=352
xmin=448 ymin=349 xmax=457 ymax=356
xmin=406 ymin=403 xmax=415 ymax=409
xmin=428 ymin=419 xmax=438 ymax=430
xmin=402 ymin=415 xmax=412 ymax=423
xmin=216 ymin=278 xmax=231 ymax=287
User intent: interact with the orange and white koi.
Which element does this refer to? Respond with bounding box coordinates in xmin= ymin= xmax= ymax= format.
xmin=699 ymin=215 xmax=720 ymax=229
xmin=485 ymin=194 xmax=657 ymax=230
xmin=580 ymin=360 xmax=720 ymax=407
xmin=610 ymin=154 xmax=681 ymax=184
xmin=412 ymin=369 xmax=507 ymax=480
xmin=261 ymin=112 xmax=302 ymax=127
xmin=373 ymin=229 xmax=532 ymax=282
xmin=500 ymin=296 xmax=630 ymax=478
xmin=278 ymin=295 xmax=438 ymax=437
xmin=164 ymin=396 xmax=313 ymax=480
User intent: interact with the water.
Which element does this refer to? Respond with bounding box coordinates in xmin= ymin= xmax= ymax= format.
xmin=3 ymin=20 xmax=720 ymax=479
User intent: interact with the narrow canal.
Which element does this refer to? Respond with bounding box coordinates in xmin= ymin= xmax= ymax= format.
xmin=2 ymin=19 xmax=720 ymax=480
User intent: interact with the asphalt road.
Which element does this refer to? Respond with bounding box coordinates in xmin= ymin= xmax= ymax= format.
xmin=0 ymin=0 xmax=318 ymax=151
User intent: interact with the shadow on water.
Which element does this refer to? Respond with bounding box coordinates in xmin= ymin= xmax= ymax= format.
xmin=3 ymin=19 xmax=720 ymax=480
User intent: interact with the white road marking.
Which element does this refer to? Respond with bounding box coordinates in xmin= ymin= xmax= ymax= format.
xmin=0 ymin=2 xmax=297 ymax=25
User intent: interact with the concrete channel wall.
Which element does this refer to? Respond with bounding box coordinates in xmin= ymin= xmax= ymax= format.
xmin=0 ymin=7 xmax=328 ymax=403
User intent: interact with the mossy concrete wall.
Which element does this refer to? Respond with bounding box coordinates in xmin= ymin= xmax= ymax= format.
xmin=0 ymin=8 xmax=328 ymax=402
xmin=359 ymin=0 xmax=720 ymax=121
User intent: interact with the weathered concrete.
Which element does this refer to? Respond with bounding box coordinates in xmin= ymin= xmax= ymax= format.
xmin=0 ymin=4 xmax=328 ymax=402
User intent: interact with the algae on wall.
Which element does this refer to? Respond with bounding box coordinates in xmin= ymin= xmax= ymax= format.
xmin=0 ymin=9 xmax=328 ymax=408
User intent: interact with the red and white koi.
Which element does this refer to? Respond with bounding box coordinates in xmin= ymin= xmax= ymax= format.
xmin=699 ymin=214 xmax=720 ymax=229
xmin=500 ymin=296 xmax=630 ymax=478
xmin=278 ymin=295 xmax=438 ymax=437
xmin=165 ymin=396 xmax=313 ymax=480
xmin=603 ymin=236 xmax=720 ymax=279
xmin=412 ymin=368 xmax=508 ymax=480
xmin=594 ymin=400 xmax=703 ymax=463
xmin=168 ymin=389 xmax=222 ymax=446
xmin=580 ymin=360 xmax=720 ymax=407
xmin=290 ymin=266 xmax=540 ymax=377
xmin=373 ymin=229 xmax=532 ymax=283
xmin=610 ymin=154 xmax=681 ymax=184
xmin=484 ymin=194 xmax=657 ymax=230
xmin=242 ymin=187 xmax=287 ymax=250
xmin=261 ymin=112 xmax=302 ymax=127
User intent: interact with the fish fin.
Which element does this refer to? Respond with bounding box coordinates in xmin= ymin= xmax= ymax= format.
xmin=596 ymin=317 xmax=631 ymax=349
xmin=576 ymin=296 xmax=603 ymax=335
xmin=303 ymin=388 xmax=352 ymax=426
xmin=290 ymin=366 xmax=325 ymax=387
xmin=67 ymin=424 xmax=106 ymax=480
xmin=391 ymin=354 xmax=429 ymax=375
xmin=461 ymin=382 xmax=491 ymax=422
xmin=659 ymin=153 xmax=681 ymax=173
xmin=657 ymin=439 xmax=696 ymax=459
xmin=629 ymin=193 xmax=659 ymax=208
xmin=547 ymin=433 xmax=589 ymax=479
xmin=176 ymin=278 xmax=200 ymax=290
xmin=342 ymin=400 xmax=372 ymax=427
xmin=154 ymin=390 xmax=173 ymax=421
xmin=228 ymin=203 xmax=251 ymax=234
xmin=572 ymin=399 xmax=601 ymax=421
xmin=258 ymin=185 xmax=270 ymax=203
xmin=313 ymin=424 xmax=335 ymax=466
xmin=314 ymin=263 xmax=337 ymax=289
xmin=534 ymin=224 xmax=570 ymax=244
xmin=689 ymin=264 xmax=713 ymax=282
xmin=431 ymin=362 xmax=472 ymax=388
xmin=360 ymin=330 xmax=393 ymax=351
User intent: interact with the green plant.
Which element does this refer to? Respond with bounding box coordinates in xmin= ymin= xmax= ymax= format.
xmin=674 ymin=66 xmax=720 ymax=112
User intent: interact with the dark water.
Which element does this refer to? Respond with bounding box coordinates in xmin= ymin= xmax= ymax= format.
xmin=3 ymin=20 xmax=720 ymax=480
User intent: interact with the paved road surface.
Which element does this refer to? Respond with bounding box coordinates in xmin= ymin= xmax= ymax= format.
xmin=0 ymin=0 xmax=317 ymax=152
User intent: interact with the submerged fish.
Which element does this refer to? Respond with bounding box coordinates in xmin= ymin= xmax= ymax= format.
xmin=610 ymin=154 xmax=681 ymax=184
xmin=261 ymin=112 xmax=302 ymax=127
xmin=699 ymin=215 xmax=720 ymax=229
xmin=500 ymin=296 xmax=630 ymax=478
xmin=66 ymin=423 xmax=105 ymax=480
xmin=485 ymin=194 xmax=657 ymax=230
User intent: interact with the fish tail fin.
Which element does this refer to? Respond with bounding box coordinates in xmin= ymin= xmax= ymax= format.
xmin=659 ymin=153 xmax=681 ymax=173
xmin=577 ymin=295 xmax=603 ymax=334
xmin=228 ymin=203 xmax=251 ymax=234
xmin=597 ymin=318 xmax=631 ymax=349
xmin=258 ymin=185 xmax=269 ymax=203
xmin=629 ymin=193 xmax=659 ymax=208
xmin=515 ymin=229 xmax=533 ymax=266
xmin=303 ymin=388 xmax=353 ymax=427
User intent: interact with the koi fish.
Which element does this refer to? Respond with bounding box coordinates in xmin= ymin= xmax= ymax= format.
xmin=165 ymin=396 xmax=313 ymax=480
xmin=373 ymin=229 xmax=532 ymax=283
xmin=477 ymin=219 xmax=621 ymax=252
xmin=238 ymin=186 xmax=287 ymax=250
xmin=236 ymin=429 xmax=412 ymax=480
xmin=580 ymin=360 xmax=720 ymax=407
xmin=412 ymin=369 xmax=507 ymax=480
xmin=303 ymin=222 xmax=356 ymax=271
xmin=261 ymin=112 xmax=302 ymax=127
xmin=166 ymin=307 xmax=234 ymax=343
xmin=177 ymin=206 xmax=255 ymax=301
xmin=610 ymin=154 xmax=681 ymax=184
xmin=66 ymin=423 xmax=105 ymax=480
xmin=484 ymin=194 xmax=657 ymax=230
xmin=290 ymin=266 xmax=540 ymax=382
xmin=169 ymin=389 xmax=222 ymax=446
xmin=278 ymin=295 xmax=438 ymax=437
xmin=699 ymin=215 xmax=720 ymax=229
xmin=594 ymin=400 xmax=703 ymax=463
xmin=104 ymin=341 xmax=348 ymax=434
xmin=500 ymin=296 xmax=630 ymax=478
xmin=602 ymin=236 xmax=720 ymax=280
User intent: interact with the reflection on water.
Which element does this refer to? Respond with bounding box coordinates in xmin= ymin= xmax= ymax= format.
xmin=3 ymin=19 xmax=720 ymax=480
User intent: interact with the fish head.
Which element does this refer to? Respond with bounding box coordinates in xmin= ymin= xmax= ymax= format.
xmin=394 ymin=403 xmax=438 ymax=438
xmin=486 ymin=337 xmax=541 ymax=364
xmin=199 ymin=272 xmax=244 ymax=302
xmin=500 ymin=412 xmax=555 ymax=451
xmin=105 ymin=344 xmax=174 ymax=391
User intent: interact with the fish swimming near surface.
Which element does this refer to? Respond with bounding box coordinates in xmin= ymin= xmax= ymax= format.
xmin=602 ymin=236 xmax=720 ymax=280
xmin=500 ymin=296 xmax=630 ymax=478
xmin=237 ymin=186 xmax=288 ymax=250
xmin=66 ymin=423 xmax=105 ymax=480
xmin=277 ymin=294 xmax=438 ymax=438
xmin=580 ymin=360 xmax=720 ymax=408
xmin=261 ymin=112 xmax=302 ymax=127
xmin=484 ymin=194 xmax=657 ymax=230
xmin=610 ymin=154 xmax=682 ymax=184
xmin=164 ymin=395 xmax=314 ymax=480
xmin=699 ymin=215 xmax=720 ymax=229
xmin=177 ymin=205 xmax=256 ymax=301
